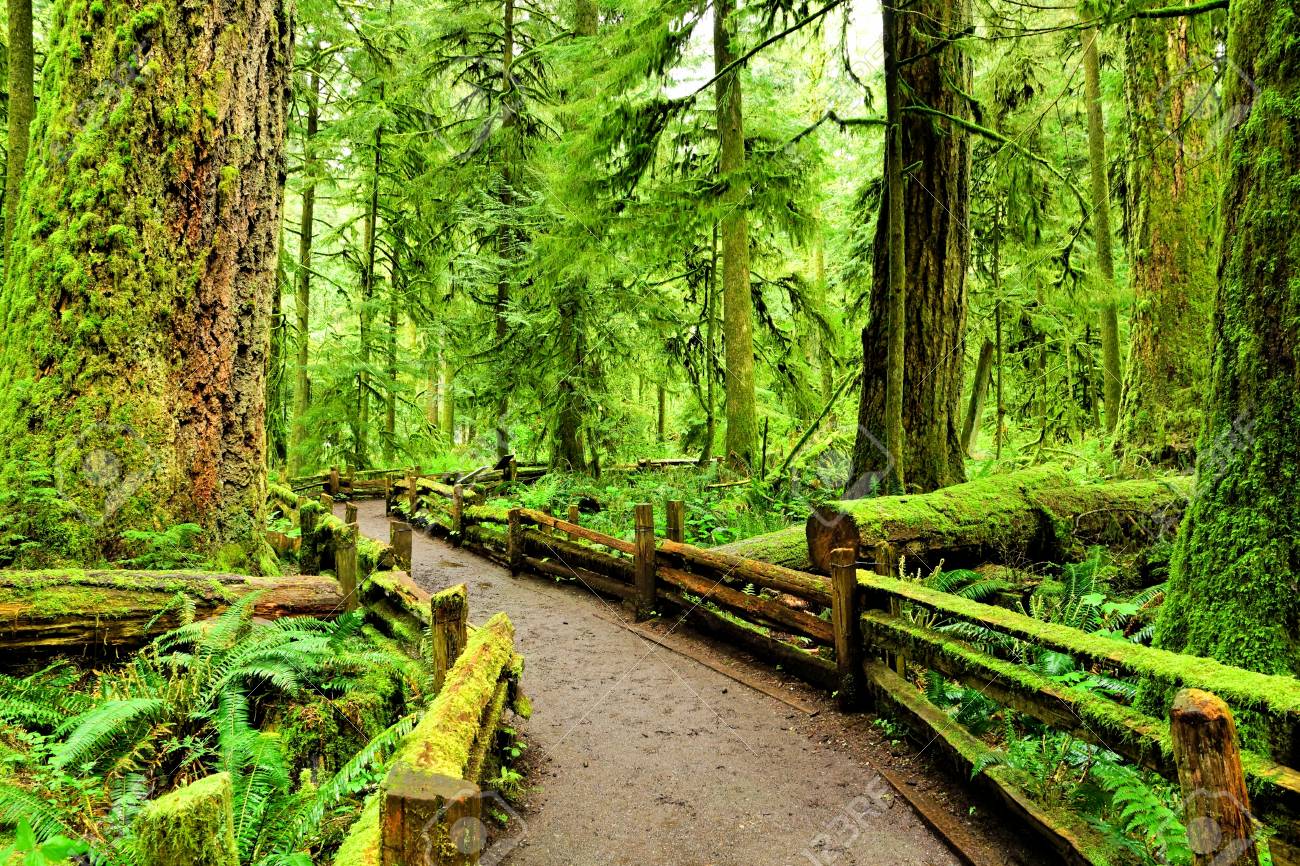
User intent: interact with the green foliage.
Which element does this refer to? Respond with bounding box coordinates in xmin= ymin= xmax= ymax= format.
xmin=116 ymin=524 xmax=209 ymax=569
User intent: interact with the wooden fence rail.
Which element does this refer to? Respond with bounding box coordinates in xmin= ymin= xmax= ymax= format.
xmin=381 ymin=474 xmax=1300 ymax=866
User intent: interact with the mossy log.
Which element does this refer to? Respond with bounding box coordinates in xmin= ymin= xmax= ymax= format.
xmin=806 ymin=466 xmax=1193 ymax=573
xmin=711 ymin=525 xmax=814 ymax=571
xmin=0 ymin=570 xmax=344 ymax=654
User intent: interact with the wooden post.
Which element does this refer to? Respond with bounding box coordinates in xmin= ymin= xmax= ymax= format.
xmin=391 ymin=523 xmax=413 ymax=573
xmin=134 ymin=773 xmax=238 ymax=866
xmin=430 ymin=584 xmax=469 ymax=693
xmin=566 ymin=504 xmax=580 ymax=541
xmin=328 ymin=465 xmax=340 ymax=496
xmin=337 ymin=525 xmax=359 ymax=612
xmin=873 ymin=541 xmax=895 ymax=577
xmin=405 ymin=473 xmax=418 ymax=516
xmin=633 ymin=503 xmax=656 ymax=621
xmin=507 ymin=508 xmax=523 ymax=575
xmin=830 ymin=547 xmax=865 ymax=710
xmin=1170 ymin=689 xmax=1260 ymax=866
xmin=507 ymin=456 xmax=518 ymax=483
xmin=451 ymin=484 xmax=465 ymax=544
xmin=381 ymin=769 xmax=481 ymax=866
xmin=666 ymin=499 xmax=685 ymax=543
xmin=320 ymin=492 xmax=333 ymax=512
xmin=345 ymin=501 xmax=358 ymax=525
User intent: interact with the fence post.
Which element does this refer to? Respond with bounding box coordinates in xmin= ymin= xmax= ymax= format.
xmin=328 ymin=465 xmax=340 ymax=497
xmin=391 ymin=523 xmax=413 ymax=572
xmin=1170 ymin=689 xmax=1259 ymax=866
xmin=666 ymin=499 xmax=685 ymax=543
xmin=633 ymin=503 xmax=656 ymax=621
xmin=566 ymin=504 xmax=580 ymax=541
xmin=872 ymin=541 xmax=906 ymax=675
xmin=337 ymin=525 xmax=359 ymax=612
xmin=430 ymin=584 xmax=469 ymax=693
xmin=507 ymin=508 xmax=523 ymax=575
xmin=320 ymin=492 xmax=333 ymax=512
xmin=344 ymin=501 xmax=358 ymax=525
xmin=507 ymin=456 xmax=518 ymax=483
xmin=382 ymin=770 xmax=481 ymax=866
xmin=405 ymin=473 xmax=418 ymax=516
xmin=134 ymin=773 xmax=238 ymax=866
xmin=830 ymin=547 xmax=865 ymax=710
xmin=343 ymin=467 xmax=354 ymax=497
xmin=451 ymin=484 xmax=465 ymax=544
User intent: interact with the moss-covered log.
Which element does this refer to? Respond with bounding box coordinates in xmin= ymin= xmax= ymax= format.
xmin=806 ymin=466 xmax=1193 ymax=573
xmin=0 ymin=0 xmax=291 ymax=569
xmin=711 ymin=524 xmax=814 ymax=571
xmin=0 ymin=569 xmax=343 ymax=653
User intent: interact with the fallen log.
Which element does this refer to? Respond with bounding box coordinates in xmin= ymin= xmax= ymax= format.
xmin=0 ymin=570 xmax=345 ymax=655
xmin=711 ymin=525 xmax=815 ymax=572
xmin=806 ymin=466 xmax=1194 ymax=574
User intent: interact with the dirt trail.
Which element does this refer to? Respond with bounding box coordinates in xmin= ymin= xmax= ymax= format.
xmin=347 ymin=501 xmax=1035 ymax=866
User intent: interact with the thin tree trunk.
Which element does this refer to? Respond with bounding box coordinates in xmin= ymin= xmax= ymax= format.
xmin=961 ymin=340 xmax=996 ymax=454
xmin=290 ymin=57 xmax=319 ymax=477
xmin=0 ymin=0 xmax=291 ymax=567
xmin=384 ymin=290 xmax=397 ymax=463
xmin=357 ymin=120 xmax=383 ymax=468
xmin=881 ymin=0 xmax=907 ymax=494
xmin=1082 ymin=26 xmax=1124 ymax=433
xmin=2 ymin=0 xmax=34 ymax=266
xmin=495 ymin=0 xmax=517 ymax=460
xmin=702 ymin=222 xmax=719 ymax=463
xmin=657 ymin=384 xmax=666 ymax=444
xmin=714 ymin=0 xmax=758 ymax=472
xmin=441 ymin=355 xmax=455 ymax=445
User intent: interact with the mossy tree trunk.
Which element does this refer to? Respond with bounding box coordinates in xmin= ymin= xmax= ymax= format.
xmin=714 ymin=0 xmax=758 ymax=472
xmin=1082 ymin=25 xmax=1124 ymax=433
xmin=1115 ymin=12 xmax=1216 ymax=467
xmin=290 ymin=54 xmax=319 ymax=477
xmin=2 ymin=0 xmax=34 ymax=265
xmin=848 ymin=0 xmax=970 ymax=494
xmin=1154 ymin=0 xmax=1300 ymax=684
xmin=0 ymin=0 xmax=290 ymax=568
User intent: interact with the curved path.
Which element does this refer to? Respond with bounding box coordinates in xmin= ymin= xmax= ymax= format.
xmin=347 ymin=501 xmax=1031 ymax=866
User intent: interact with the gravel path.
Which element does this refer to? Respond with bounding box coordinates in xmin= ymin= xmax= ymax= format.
xmin=347 ymin=501 xmax=998 ymax=866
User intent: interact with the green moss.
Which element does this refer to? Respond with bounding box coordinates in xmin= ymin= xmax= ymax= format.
xmin=332 ymin=793 xmax=381 ymax=866
xmin=133 ymin=773 xmax=238 ymax=866
xmin=388 ymin=613 xmax=514 ymax=779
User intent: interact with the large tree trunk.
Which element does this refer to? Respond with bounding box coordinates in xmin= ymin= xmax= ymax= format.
xmin=1115 ymin=13 xmax=1215 ymax=467
xmin=1154 ymin=0 xmax=1300 ymax=686
xmin=0 ymin=0 xmax=290 ymax=567
xmin=1082 ymin=26 xmax=1124 ymax=433
xmin=848 ymin=0 xmax=970 ymax=495
xmin=2 ymin=0 xmax=34 ymax=264
xmin=714 ymin=0 xmax=758 ymax=472
xmin=290 ymin=56 xmax=319 ymax=477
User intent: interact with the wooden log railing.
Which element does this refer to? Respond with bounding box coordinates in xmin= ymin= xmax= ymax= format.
xmin=335 ymin=607 xmax=525 ymax=866
xmin=385 ymin=474 xmax=1300 ymax=866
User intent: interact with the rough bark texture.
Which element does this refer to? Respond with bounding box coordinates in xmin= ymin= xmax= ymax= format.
xmin=0 ymin=0 xmax=291 ymax=568
xmin=3 ymin=0 xmax=34 ymax=262
xmin=961 ymin=339 xmax=995 ymax=454
xmin=1153 ymin=0 xmax=1300 ymax=684
xmin=714 ymin=0 xmax=758 ymax=471
xmin=1116 ymin=13 xmax=1216 ymax=467
xmin=849 ymin=0 xmax=970 ymax=494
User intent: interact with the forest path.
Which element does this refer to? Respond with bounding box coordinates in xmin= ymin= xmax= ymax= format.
xmin=346 ymin=500 xmax=980 ymax=866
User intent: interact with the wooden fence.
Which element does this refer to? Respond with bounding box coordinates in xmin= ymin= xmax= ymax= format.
xmin=379 ymin=476 xmax=1300 ymax=866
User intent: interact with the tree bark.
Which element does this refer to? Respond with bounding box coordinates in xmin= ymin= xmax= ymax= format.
xmin=494 ymin=0 xmax=517 ymax=461
xmin=1082 ymin=26 xmax=1124 ymax=433
xmin=881 ymin=0 xmax=907 ymax=494
xmin=1115 ymin=12 xmax=1215 ymax=467
xmin=714 ymin=0 xmax=758 ymax=472
xmin=291 ymin=55 xmax=320 ymax=477
xmin=1154 ymin=0 xmax=1300 ymax=685
xmin=0 ymin=0 xmax=291 ymax=567
xmin=2 ymin=0 xmax=34 ymax=265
